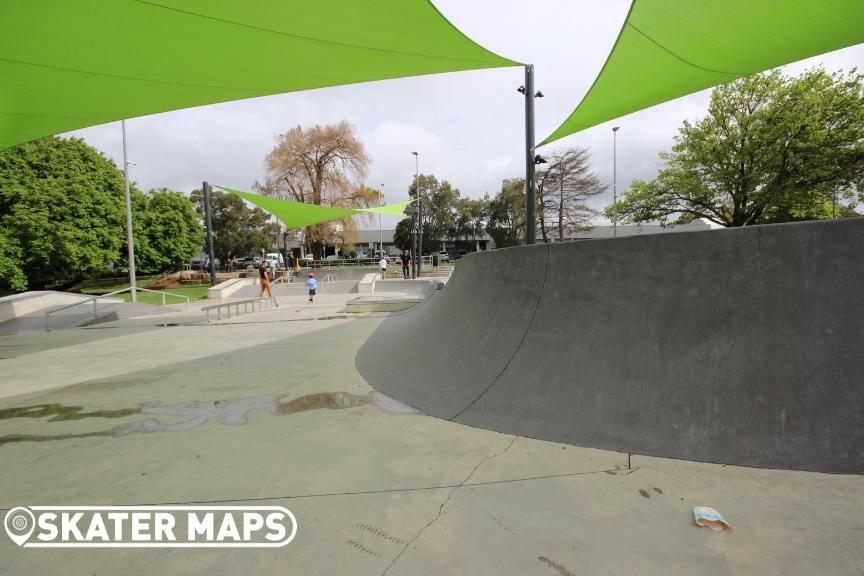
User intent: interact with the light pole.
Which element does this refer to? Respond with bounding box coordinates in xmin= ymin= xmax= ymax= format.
xmin=378 ymin=184 xmax=384 ymax=257
xmin=518 ymin=65 xmax=544 ymax=244
xmin=412 ymin=151 xmax=421 ymax=277
xmin=612 ymin=126 xmax=619 ymax=238
xmin=121 ymin=120 xmax=137 ymax=302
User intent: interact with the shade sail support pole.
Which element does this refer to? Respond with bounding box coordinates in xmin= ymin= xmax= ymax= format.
xmin=525 ymin=64 xmax=536 ymax=245
xmin=203 ymin=181 xmax=217 ymax=286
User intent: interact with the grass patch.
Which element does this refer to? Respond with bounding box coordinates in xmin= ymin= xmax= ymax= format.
xmin=79 ymin=282 xmax=209 ymax=304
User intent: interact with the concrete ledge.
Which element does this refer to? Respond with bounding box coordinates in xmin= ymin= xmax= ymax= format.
xmin=207 ymin=278 xmax=252 ymax=299
xmin=0 ymin=291 xmax=103 ymax=323
xmin=357 ymin=273 xmax=378 ymax=294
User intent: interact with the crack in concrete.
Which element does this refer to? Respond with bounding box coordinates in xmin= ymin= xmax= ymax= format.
xmin=381 ymin=435 xmax=518 ymax=575
xmin=0 ymin=461 xmax=638 ymax=512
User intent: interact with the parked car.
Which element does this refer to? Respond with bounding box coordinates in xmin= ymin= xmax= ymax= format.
xmin=454 ymin=250 xmax=468 ymax=260
xmin=438 ymin=251 xmax=450 ymax=263
xmin=324 ymin=255 xmax=340 ymax=262
xmin=231 ymin=256 xmax=257 ymax=269
xmin=301 ymin=254 xmax=315 ymax=263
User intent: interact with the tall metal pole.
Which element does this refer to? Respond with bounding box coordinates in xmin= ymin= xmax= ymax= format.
xmin=378 ymin=184 xmax=384 ymax=256
xmin=121 ymin=120 xmax=137 ymax=302
xmin=412 ymin=151 xmax=421 ymax=277
xmin=525 ymin=64 xmax=536 ymax=245
xmin=202 ymin=181 xmax=217 ymax=286
xmin=613 ymin=126 xmax=619 ymax=238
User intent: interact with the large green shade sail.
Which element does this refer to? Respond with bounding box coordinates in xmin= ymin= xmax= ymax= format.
xmin=542 ymin=0 xmax=864 ymax=144
xmin=220 ymin=186 xmax=412 ymax=229
xmin=0 ymin=1 xmax=518 ymax=151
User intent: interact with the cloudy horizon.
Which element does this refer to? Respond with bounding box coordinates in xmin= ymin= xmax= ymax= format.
xmin=64 ymin=0 xmax=864 ymax=230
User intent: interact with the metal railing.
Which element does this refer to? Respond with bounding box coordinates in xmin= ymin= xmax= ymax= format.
xmin=201 ymin=297 xmax=274 ymax=323
xmin=45 ymin=287 xmax=190 ymax=331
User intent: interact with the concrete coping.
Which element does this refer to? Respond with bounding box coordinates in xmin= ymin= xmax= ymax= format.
xmin=207 ymin=278 xmax=252 ymax=300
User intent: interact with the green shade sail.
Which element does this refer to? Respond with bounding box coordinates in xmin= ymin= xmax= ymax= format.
xmin=541 ymin=0 xmax=864 ymax=145
xmin=219 ymin=186 xmax=413 ymax=229
xmin=0 ymin=0 xmax=519 ymax=151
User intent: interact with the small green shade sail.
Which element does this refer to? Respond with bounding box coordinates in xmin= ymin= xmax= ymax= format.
xmin=219 ymin=187 xmax=412 ymax=229
xmin=0 ymin=1 xmax=518 ymax=151
xmin=541 ymin=0 xmax=864 ymax=144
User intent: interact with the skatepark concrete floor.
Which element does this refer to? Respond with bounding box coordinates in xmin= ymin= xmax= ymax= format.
xmin=0 ymin=291 xmax=861 ymax=575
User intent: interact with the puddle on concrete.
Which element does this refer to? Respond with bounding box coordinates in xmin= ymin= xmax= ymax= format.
xmin=0 ymin=404 xmax=139 ymax=421
xmin=0 ymin=391 xmax=418 ymax=448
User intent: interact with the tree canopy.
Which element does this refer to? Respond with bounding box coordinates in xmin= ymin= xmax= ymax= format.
xmin=118 ymin=188 xmax=204 ymax=274
xmin=0 ymin=137 xmax=126 ymax=290
xmin=192 ymin=190 xmax=280 ymax=265
xmin=256 ymin=121 xmax=379 ymax=256
xmin=487 ymin=179 xmax=527 ymax=248
xmin=608 ymin=69 xmax=864 ymax=227
xmin=537 ymin=147 xmax=606 ymax=242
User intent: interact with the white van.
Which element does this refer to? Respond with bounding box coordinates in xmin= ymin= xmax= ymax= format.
xmin=265 ymin=252 xmax=284 ymax=269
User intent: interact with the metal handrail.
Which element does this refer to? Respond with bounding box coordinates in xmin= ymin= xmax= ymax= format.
xmin=201 ymin=296 xmax=273 ymax=323
xmin=45 ymin=287 xmax=190 ymax=331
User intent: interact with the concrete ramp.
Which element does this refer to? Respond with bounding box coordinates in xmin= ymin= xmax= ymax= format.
xmin=356 ymin=219 xmax=864 ymax=473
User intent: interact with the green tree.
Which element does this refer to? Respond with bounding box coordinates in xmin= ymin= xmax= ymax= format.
xmin=454 ymin=196 xmax=490 ymax=242
xmin=608 ymin=68 xmax=864 ymax=227
xmin=487 ymin=178 xmax=526 ymax=248
xmin=0 ymin=137 xmax=125 ymax=289
xmin=0 ymin=229 xmax=26 ymax=293
xmin=192 ymin=190 xmax=280 ymax=265
xmin=404 ymin=174 xmax=462 ymax=251
xmin=117 ymin=188 xmax=204 ymax=273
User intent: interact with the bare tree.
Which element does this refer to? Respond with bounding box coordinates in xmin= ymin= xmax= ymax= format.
xmin=255 ymin=121 xmax=379 ymax=257
xmin=537 ymin=147 xmax=606 ymax=242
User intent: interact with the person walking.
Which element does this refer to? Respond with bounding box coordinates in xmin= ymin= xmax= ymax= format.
xmin=258 ymin=260 xmax=278 ymax=307
xmin=400 ymin=249 xmax=411 ymax=279
xmin=306 ymin=271 xmax=318 ymax=303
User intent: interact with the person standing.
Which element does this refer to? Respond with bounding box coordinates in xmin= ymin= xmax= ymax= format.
xmin=306 ymin=271 xmax=318 ymax=303
xmin=400 ymin=249 xmax=411 ymax=279
xmin=379 ymin=256 xmax=388 ymax=280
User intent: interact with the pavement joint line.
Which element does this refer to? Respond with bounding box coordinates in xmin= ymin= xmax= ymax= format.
xmin=382 ymin=436 xmax=519 ymax=575
xmin=0 ymin=464 xmax=634 ymax=512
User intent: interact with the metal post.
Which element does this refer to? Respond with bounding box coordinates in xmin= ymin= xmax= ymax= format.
xmin=412 ymin=152 xmax=422 ymax=276
xmin=121 ymin=120 xmax=138 ymax=302
xmin=203 ymin=181 xmax=217 ymax=286
xmin=379 ymin=184 xmax=384 ymax=257
xmin=613 ymin=126 xmax=619 ymax=238
xmin=525 ymin=64 xmax=536 ymax=245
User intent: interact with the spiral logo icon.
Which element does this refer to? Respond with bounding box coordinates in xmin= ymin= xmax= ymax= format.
xmin=4 ymin=507 xmax=35 ymax=546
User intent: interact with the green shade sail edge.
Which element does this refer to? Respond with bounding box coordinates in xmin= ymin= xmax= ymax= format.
xmin=541 ymin=0 xmax=864 ymax=145
xmin=217 ymin=186 xmax=413 ymax=229
xmin=0 ymin=0 xmax=520 ymax=151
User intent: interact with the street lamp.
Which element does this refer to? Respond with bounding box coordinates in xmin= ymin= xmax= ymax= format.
xmin=519 ymin=64 xmax=543 ymax=244
xmin=612 ymin=126 xmax=619 ymax=238
xmin=378 ymin=183 xmax=384 ymax=257
xmin=121 ymin=120 xmax=137 ymax=302
xmin=411 ymin=151 xmax=421 ymax=277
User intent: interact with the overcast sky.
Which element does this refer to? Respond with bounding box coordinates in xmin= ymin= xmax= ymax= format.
xmin=65 ymin=0 xmax=864 ymax=229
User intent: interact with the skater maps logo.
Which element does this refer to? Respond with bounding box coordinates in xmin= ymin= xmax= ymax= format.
xmin=4 ymin=505 xmax=297 ymax=548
